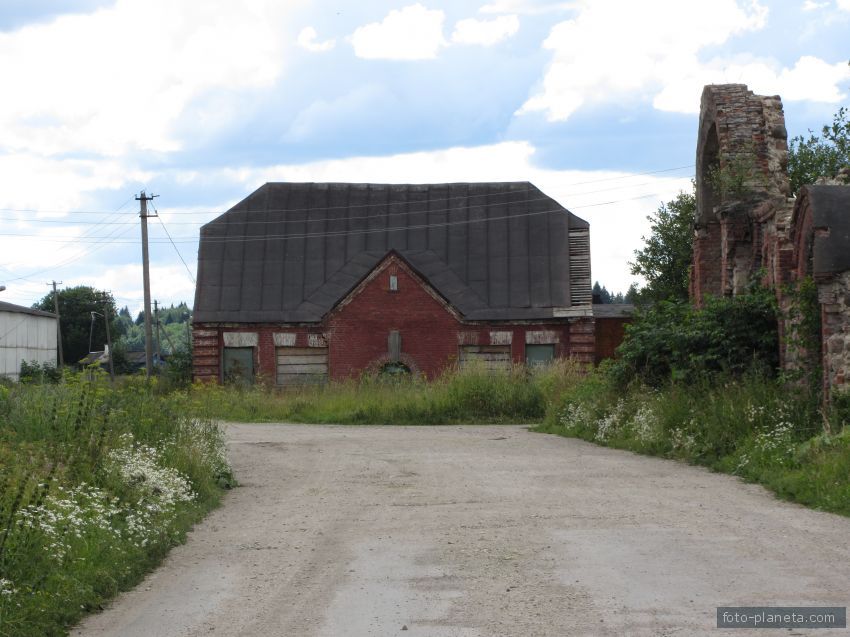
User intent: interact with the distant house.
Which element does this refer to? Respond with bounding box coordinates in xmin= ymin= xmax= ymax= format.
xmin=0 ymin=301 xmax=58 ymax=381
xmin=192 ymin=181 xmax=618 ymax=385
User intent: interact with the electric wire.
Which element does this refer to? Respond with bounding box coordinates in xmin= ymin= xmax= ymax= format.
xmin=0 ymin=164 xmax=694 ymax=217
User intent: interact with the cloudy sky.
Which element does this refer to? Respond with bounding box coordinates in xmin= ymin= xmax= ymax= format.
xmin=0 ymin=0 xmax=848 ymax=312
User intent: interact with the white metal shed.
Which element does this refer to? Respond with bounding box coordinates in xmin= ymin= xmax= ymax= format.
xmin=0 ymin=301 xmax=58 ymax=381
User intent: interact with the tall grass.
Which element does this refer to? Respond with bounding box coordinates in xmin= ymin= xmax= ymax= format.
xmin=175 ymin=360 xmax=584 ymax=425
xmin=534 ymin=369 xmax=850 ymax=516
xmin=0 ymin=374 xmax=232 ymax=637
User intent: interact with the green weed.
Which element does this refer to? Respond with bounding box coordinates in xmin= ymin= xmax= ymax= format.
xmin=0 ymin=373 xmax=232 ymax=637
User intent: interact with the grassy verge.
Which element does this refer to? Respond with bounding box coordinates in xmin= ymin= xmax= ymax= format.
xmin=0 ymin=374 xmax=234 ymax=637
xmin=533 ymin=369 xmax=850 ymax=516
xmin=173 ymin=361 xmax=582 ymax=425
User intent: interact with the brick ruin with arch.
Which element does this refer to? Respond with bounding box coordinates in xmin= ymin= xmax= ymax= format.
xmin=691 ymin=83 xmax=850 ymax=404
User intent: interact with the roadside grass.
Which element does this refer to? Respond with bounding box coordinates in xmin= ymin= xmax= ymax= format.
xmin=0 ymin=374 xmax=233 ymax=637
xmin=174 ymin=360 xmax=583 ymax=425
xmin=533 ymin=369 xmax=850 ymax=517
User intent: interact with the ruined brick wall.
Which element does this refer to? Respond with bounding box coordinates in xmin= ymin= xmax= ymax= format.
xmin=692 ymin=84 xmax=850 ymax=405
xmin=691 ymin=84 xmax=791 ymax=306
xmin=820 ymin=272 xmax=850 ymax=398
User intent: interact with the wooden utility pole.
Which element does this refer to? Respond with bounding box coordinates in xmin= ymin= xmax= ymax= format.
xmin=137 ymin=191 xmax=157 ymax=377
xmin=153 ymin=299 xmax=162 ymax=365
xmin=49 ymin=281 xmax=64 ymax=368
xmin=103 ymin=300 xmax=115 ymax=381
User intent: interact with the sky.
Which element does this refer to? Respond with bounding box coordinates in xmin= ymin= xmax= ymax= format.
xmin=0 ymin=0 xmax=848 ymax=313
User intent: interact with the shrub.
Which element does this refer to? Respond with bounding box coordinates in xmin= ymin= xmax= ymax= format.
xmin=609 ymin=288 xmax=779 ymax=387
xmin=18 ymin=360 xmax=61 ymax=385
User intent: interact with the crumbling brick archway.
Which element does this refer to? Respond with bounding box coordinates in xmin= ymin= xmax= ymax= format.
xmin=691 ymin=84 xmax=791 ymax=305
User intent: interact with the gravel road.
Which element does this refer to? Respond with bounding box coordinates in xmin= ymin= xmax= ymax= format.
xmin=73 ymin=424 xmax=850 ymax=637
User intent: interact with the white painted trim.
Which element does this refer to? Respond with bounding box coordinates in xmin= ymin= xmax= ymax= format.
xmin=223 ymin=332 xmax=258 ymax=347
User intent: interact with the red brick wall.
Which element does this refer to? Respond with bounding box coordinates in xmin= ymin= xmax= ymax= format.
xmin=690 ymin=222 xmax=723 ymax=305
xmin=594 ymin=317 xmax=630 ymax=363
xmin=325 ymin=257 xmax=462 ymax=379
xmin=193 ymin=254 xmax=596 ymax=382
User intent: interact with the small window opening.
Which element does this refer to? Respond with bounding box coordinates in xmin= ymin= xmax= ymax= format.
xmin=389 ymin=275 xmax=398 ymax=291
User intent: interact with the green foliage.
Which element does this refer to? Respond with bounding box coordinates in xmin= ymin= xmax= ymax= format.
xmin=18 ymin=360 xmax=61 ymax=385
xmin=788 ymin=106 xmax=850 ymax=195
xmin=117 ymin=303 xmax=191 ymax=356
xmin=163 ymin=346 xmax=193 ymax=390
xmin=33 ymin=286 xmax=123 ymax=366
xmin=629 ymin=187 xmax=695 ymax=304
xmin=535 ymin=371 xmax=850 ymax=516
xmin=0 ymin=374 xmax=231 ymax=636
xmin=610 ymin=288 xmax=779 ymax=387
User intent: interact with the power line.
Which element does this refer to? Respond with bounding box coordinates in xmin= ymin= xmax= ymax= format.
xmin=153 ymin=202 xmax=195 ymax=284
xmin=0 ymin=197 xmax=137 ymax=281
xmin=0 ymin=164 xmax=694 ymax=217
xmin=0 ymin=191 xmax=669 ymax=245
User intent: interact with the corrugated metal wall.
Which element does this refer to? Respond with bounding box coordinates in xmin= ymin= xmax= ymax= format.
xmin=0 ymin=311 xmax=58 ymax=381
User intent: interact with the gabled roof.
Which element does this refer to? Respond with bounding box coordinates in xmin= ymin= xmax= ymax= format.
xmin=0 ymin=300 xmax=56 ymax=319
xmin=193 ymin=182 xmax=590 ymax=323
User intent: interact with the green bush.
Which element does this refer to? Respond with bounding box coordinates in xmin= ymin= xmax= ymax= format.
xmin=609 ymin=289 xmax=779 ymax=387
xmin=18 ymin=360 xmax=62 ymax=385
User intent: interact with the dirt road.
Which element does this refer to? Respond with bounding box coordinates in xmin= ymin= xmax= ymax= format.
xmin=73 ymin=424 xmax=850 ymax=636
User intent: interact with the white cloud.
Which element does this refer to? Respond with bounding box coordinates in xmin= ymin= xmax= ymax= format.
xmin=479 ymin=1 xmax=576 ymax=14
xmin=654 ymin=55 xmax=850 ymax=113
xmin=518 ymin=0 xmax=769 ymax=121
xmin=349 ymin=4 xmax=446 ymax=60
xmin=0 ymin=0 xmax=299 ymax=157
xmin=451 ymin=15 xmax=520 ymax=45
xmin=297 ymin=26 xmax=335 ymax=52
xmin=838 ymin=0 xmax=850 ymax=10
xmin=1 ymin=141 xmax=690 ymax=305
xmin=67 ymin=264 xmax=196 ymax=315
xmin=802 ymin=1 xmax=828 ymax=10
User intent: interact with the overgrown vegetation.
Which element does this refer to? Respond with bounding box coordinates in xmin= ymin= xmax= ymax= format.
xmin=534 ymin=369 xmax=850 ymax=515
xmin=0 ymin=373 xmax=233 ymax=637
xmin=174 ymin=361 xmax=582 ymax=426
xmin=609 ymin=288 xmax=779 ymax=387
xmin=534 ymin=285 xmax=849 ymax=517
xmin=706 ymin=144 xmax=768 ymax=200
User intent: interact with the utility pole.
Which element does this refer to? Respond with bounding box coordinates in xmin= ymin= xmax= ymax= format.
xmin=153 ymin=299 xmax=162 ymax=365
xmin=103 ymin=300 xmax=115 ymax=382
xmin=49 ymin=281 xmax=64 ymax=368
xmin=136 ymin=191 xmax=157 ymax=377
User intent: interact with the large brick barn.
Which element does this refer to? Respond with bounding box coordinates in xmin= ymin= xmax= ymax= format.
xmin=192 ymin=181 xmax=603 ymax=385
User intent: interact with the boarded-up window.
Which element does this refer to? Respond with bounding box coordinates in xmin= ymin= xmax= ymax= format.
xmin=223 ymin=347 xmax=254 ymax=385
xmin=276 ymin=347 xmax=328 ymax=387
xmin=458 ymin=345 xmax=511 ymax=372
xmin=525 ymin=344 xmax=555 ymax=367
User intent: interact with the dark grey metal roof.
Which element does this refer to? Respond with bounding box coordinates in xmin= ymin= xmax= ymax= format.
xmin=799 ymin=185 xmax=850 ymax=278
xmin=593 ymin=304 xmax=635 ymax=318
xmin=0 ymin=300 xmax=56 ymax=319
xmin=194 ymin=182 xmax=590 ymax=323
